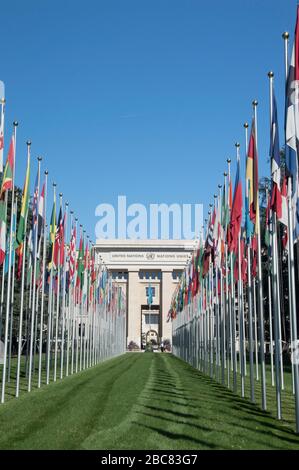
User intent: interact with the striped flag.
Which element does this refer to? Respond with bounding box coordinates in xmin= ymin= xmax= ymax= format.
xmin=49 ymin=199 xmax=56 ymax=266
xmin=228 ymin=153 xmax=243 ymax=253
xmin=15 ymin=148 xmax=30 ymax=277
xmin=247 ymin=118 xmax=260 ymax=232
xmin=285 ymin=9 xmax=299 ymax=241
xmin=38 ymin=182 xmax=45 ymax=238
xmin=270 ymin=89 xmax=282 ymax=218
xmin=0 ymin=135 xmax=14 ymax=198
xmin=0 ymin=136 xmax=15 ymax=264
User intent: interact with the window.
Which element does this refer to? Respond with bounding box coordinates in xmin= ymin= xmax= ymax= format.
xmin=172 ymin=270 xmax=183 ymax=280
xmin=111 ymin=271 xmax=128 ymax=280
xmin=145 ymin=314 xmax=159 ymax=324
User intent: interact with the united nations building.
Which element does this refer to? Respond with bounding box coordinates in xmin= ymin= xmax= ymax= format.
xmin=95 ymin=239 xmax=195 ymax=349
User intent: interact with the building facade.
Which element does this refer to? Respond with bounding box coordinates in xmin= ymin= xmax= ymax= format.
xmin=95 ymin=240 xmax=195 ymax=349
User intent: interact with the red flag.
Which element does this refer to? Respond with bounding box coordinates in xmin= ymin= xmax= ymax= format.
xmin=229 ymin=157 xmax=243 ymax=253
xmin=247 ymin=120 xmax=259 ymax=225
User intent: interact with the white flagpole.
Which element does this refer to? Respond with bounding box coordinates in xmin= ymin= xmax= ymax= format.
xmin=28 ymin=156 xmax=41 ymax=392
xmin=266 ymin=185 xmax=275 ymax=387
xmin=1 ymin=121 xmax=18 ymax=404
xmin=282 ymin=32 xmax=295 ymax=396
xmin=244 ymin=120 xmax=255 ymax=394
xmin=227 ymin=158 xmax=234 ymax=375
xmin=7 ymin=196 xmax=17 ymax=383
xmin=46 ymin=182 xmax=56 ymax=385
xmin=66 ymin=210 xmax=74 ymax=377
xmin=236 ymin=142 xmax=245 ymax=398
xmin=267 ymin=253 xmax=275 ymax=387
xmin=54 ymin=192 xmax=62 ymax=381
xmin=268 ymin=71 xmax=283 ymax=419
xmin=224 ymin=170 xmax=230 ymax=388
xmin=218 ymin=183 xmax=225 ymax=385
xmin=15 ymin=143 xmax=31 ymax=397
xmin=60 ymin=201 xmax=68 ymax=379
xmin=0 ymin=193 xmax=8 ymax=342
xmin=246 ymin=226 xmax=255 ymax=401
xmin=77 ymin=224 xmax=83 ymax=373
xmin=253 ymin=100 xmax=267 ymax=410
xmin=71 ymin=216 xmax=78 ymax=375
xmin=37 ymin=171 xmax=48 ymax=388
xmin=282 ymin=31 xmax=299 ymax=433
xmin=229 ymin=203 xmax=237 ymax=391
xmin=213 ymin=194 xmax=220 ymax=382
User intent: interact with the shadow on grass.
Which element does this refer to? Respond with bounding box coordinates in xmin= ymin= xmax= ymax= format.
xmin=132 ymin=354 xmax=299 ymax=450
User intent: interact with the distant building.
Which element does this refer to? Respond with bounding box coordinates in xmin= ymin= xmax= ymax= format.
xmin=95 ymin=239 xmax=195 ymax=349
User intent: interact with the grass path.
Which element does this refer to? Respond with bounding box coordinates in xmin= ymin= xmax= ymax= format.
xmin=0 ymin=353 xmax=298 ymax=450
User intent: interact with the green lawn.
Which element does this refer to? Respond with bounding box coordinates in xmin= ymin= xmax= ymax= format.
xmin=0 ymin=352 xmax=299 ymax=450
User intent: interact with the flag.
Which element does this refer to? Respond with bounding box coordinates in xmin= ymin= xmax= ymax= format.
xmin=77 ymin=235 xmax=84 ymax=290
xmin=147 ymin=284 xmax=153 ymax=305
xmin=53 ymin=207 xmax=64 ymax=269
xmin=32 ymin=171 xmax=39 ymax=254
xmin=270 ymin=89 xmax=282 ymax=218
xmin=279 ymin=177 xmax=289 ymax=250
xmin=15 ymin=149 xmax=30 ymax=270
xmin=5 ymin=200 xmax=17 ymax=274
xmin=0 ymin=136 xmax=15 ymax=265
xmin=38 ymin=182 xmax=45 ymax=238
xmin=26 ymin=229 xmax=33 ymax=287
xmin=285 ymin=6 xmax=299 ymax=241
xmin=247 ymin=118 xmax=260 ymax=231
xmin=49 ymin=199 xmax=56 ymax=265
xmin=228 ymin=154 xmax=243 ymax=253
xmin=0 ymin=135 xmax=14 ymax=198
xmin=69 ymin=225 xmax=76 ymax=284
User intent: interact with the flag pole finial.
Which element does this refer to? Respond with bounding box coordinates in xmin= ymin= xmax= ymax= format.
xmin=37 ymin=156 xmax=42 ymax=162
xmin=0 ymin=98 xmax=5 ymax=104
xmin=218 ymin=184 xmax=222 ymax=189
xmin=282 ymin=31 xmax=289 ymax=40
xmin=75 ymin=218 xmax=78 ymax=222
xmin=26 ymin=140 xmax=31 ymax=146
xmin=224 ymin=172 xmax=227 ymax=177
xmin=214 ymin=194 xmax=217 ymax=199
xmin=227 ymin=158 xmax=231 ymax=163
xmin=13 ymin=121 xmax=18 ymax=127
xmin=45 ymin=170 xmax=48 ymax=175
xmin=65 ymin=202 xmax=69 ymax=207
xmin=252 ymin=100 xmax=258 ymax=107
xmin=53 ymin=182 xmax=56 ymax=187
xmin=243 ymin=122 xmax=248 ymax=129
xmin=268 ymin=71 xmax=274 ymax=78
xmin=235 ymin=142 xmax=240 ymax=148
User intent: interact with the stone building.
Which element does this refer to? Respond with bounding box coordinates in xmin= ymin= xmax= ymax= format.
xmin=95 ymin=239 xmax=195 ymax=349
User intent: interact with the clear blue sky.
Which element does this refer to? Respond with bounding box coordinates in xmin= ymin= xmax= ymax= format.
xmin=0 ymin=0 xmax=297 ymax=240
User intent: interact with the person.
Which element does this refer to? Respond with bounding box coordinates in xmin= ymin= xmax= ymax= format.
xmin=160 ymin=340 xmax=164 ymax=353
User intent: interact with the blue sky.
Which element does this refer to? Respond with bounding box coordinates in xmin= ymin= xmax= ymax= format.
xmin=0 ymin=0 xmax=297 ymax=240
